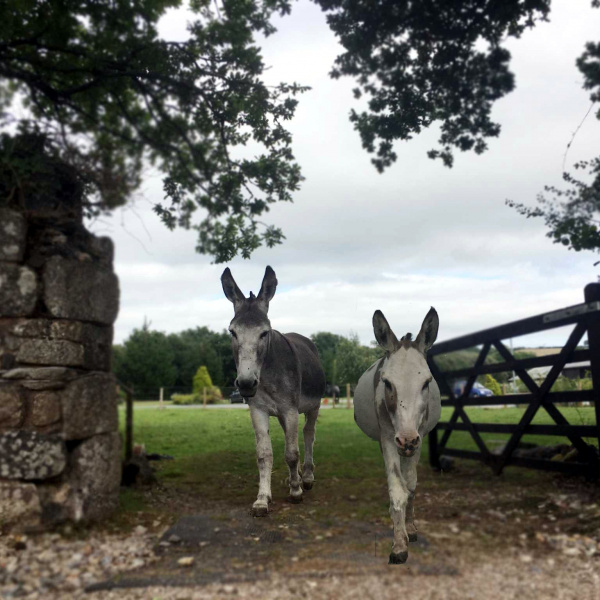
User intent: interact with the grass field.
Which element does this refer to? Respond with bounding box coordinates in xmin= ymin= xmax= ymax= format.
xmin=123 ymin=404 xmax=597 ymax=461
xmin=118 ymin=404 xmax=596 ymax=516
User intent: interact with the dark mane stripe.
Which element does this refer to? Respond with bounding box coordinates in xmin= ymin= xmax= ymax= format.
xmin=373 ymin=357 xmax=385 ymax=394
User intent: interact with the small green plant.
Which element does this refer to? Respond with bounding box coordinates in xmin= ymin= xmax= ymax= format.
xmin=171 ymin=388 xmax=223 ymax=405
xmin=171 ymin=394 xmax=197 ymax=405
xmin=193 ymin=366 xmax=213 ymax=394
xmin=550 ymin=376 xmax=577 ymax=393
xmin=483 ymin=374 xmax=502 ymax=396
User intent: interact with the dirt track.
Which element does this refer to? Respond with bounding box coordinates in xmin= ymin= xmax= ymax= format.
xmin=89 ymin=459 xmax=600 ymax=599
xmin=2 ymin=460 xmax=599 ymax=599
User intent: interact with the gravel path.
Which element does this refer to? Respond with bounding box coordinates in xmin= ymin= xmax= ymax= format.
xmin=88 ymin=558 xmax=599 ymax=600
xmin=0 ymin=526 xmax=157 ymax=599
xmin=1 ymin=525 xmax=599 ymax=600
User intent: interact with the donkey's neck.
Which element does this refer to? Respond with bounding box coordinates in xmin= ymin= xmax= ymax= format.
xmin=262 ymin=329 xmax=300 ymax=382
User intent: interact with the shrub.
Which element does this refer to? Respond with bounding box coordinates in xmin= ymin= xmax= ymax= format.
xmin=193 ymin=366 xmax=213 ymax=394
xmin=171 ymin=394 xmax=197 ymax=405
xmin=205 ymin=386 xmax=223 ymax=404
xmin=483 ymin=374 xmax=502 ymax=396
xmin=171 ymin=387 xmax=224 ymax=405
xmin=551 ymin=376 xmax=577 ymax=393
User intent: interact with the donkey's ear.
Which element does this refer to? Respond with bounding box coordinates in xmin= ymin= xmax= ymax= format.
xmin=372 ymin=310 xmax=399 ymax=354
xmin=415 ymin=307 xmax=439 ymax=354
xmin=221 ymin=268 xmax=245 ymax=311
xmin=256 ymin=266 xmax=278 ymax=312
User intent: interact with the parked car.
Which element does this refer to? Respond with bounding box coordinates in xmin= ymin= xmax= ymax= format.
xmin=230 ymin=389 xmax=245 ymax=404
xmin=452 ymin=381 xmax=494 ymax=397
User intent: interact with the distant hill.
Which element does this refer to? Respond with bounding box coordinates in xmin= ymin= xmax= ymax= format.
xmin=516 ymin=347 xmax=562 ymax=357
xmin=516 ymin=346 xmax=587 ymax=357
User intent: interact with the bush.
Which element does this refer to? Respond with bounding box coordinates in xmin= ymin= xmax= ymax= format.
xmin=205 ymin=387 xmax=223 ymax=404
xmin=483 ymin=374 xmax=502 ymax=396
xmin=171 ymin=387 xmax=223 ymax=405
xmin=193 ymin=366 xmax=213 ymax=394
xmin=171 ymin=394 xmax=197 ymax=405
xmin=515 ymin=375 xmax=581 ymax=394
xmin=550 ymin=376 xmax=577 ymax=393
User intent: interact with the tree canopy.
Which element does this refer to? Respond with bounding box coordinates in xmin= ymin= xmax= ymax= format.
xmin=2 ymin=0 xmax=599 ymax=259
xmin=1 ymin=0 xmax=306 ymax=262
xmin=315 ymin=0 xmax=552 ymax=170
xmin=314 ymin=0 xmax=600 ymax=253
xmin=311 ymin=331 xmax=345 ymax=384
xmin=113 ymin=321 xmax=177 ymax=395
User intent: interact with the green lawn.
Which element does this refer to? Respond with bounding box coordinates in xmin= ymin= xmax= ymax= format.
xmin=439 ymin=404 xmax=598 ymax=451
xmin=120 ymin=404 xmax=596 ymax=494
xmin=124 ymin=404 xmax=597 ymax=457
xmin=114 ymin=404 xmax=597 ymax=531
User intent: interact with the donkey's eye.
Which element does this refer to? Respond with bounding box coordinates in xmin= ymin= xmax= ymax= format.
xmin=259 ymin=331 xmax=269 ymax=339
xmin=229 ymin=330 xmax=237 ymax=339
xmin=383 ymin=379 xmax=392 ymax=390
xmin=422 ymin=379 xmax=431 ymax=391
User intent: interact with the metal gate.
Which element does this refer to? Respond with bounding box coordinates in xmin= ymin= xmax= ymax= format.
xmin=427 ymin=283 xmax=600 ymax=478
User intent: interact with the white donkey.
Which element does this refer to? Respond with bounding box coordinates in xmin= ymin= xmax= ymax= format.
xmin=221 ymin=266 xmax=326 ymax=516
xmin=354 ymin=308 xmax=441 ymax=564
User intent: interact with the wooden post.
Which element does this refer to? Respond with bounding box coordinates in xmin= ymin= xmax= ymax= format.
xmin=159 ymin=386 xmax=164 ymax=410
xmin=429 ymin=426 xmax=441 ymax=470
xmin=584 ymin=283 xmax=600 ymax=459
xmin=203 ymin=386 xmax=207 ymax=408
xmin=125 ymin=388 xmax=133 ymax=462
xmin=346 ymin=383 xmax=351 ymax=409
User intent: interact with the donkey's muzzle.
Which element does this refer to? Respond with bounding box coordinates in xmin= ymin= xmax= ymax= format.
xmin=395 ymin=433 xmax=421 ymax=457
xmin=236 ymin=377 xmax=258 ymax=398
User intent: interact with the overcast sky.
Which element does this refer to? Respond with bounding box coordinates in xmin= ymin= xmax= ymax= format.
xmin=88 ymin=0 xmax=600 ymax=350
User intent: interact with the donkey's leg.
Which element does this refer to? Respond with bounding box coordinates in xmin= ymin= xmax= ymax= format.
xmin=400 ymin=445 xmax=422 ymax=543
xmin=279 ymin=410 xmax=303 ymax=502
xmin=301 ymin=407 xmax=319 ymax=491
xmin=381 ymin=436 xmax=410 ymax=564
xmin=250 ymin=406 xmax=273 ymax=517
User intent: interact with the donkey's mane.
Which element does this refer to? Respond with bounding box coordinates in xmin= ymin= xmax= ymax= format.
xmin=399 ymin=332 xmax=413 ymax=350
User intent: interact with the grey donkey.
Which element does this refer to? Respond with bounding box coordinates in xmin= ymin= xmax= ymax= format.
xmin=221 ymin=266 xmax=326 ymax=516
xmin=353 ymin=308 xmax=441 ymax=564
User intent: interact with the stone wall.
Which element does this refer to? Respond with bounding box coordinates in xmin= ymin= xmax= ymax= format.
xmin=0 ymin=207 xmax=120 ymax=530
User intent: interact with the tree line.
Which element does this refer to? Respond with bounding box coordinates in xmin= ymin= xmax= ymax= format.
xmin=113 ymin=323 xmax=541 ymax=399
xmin=112 ymin=324 xmax=384 ymax=398
xmin=113 ymin=322 xmax=236 ymax=399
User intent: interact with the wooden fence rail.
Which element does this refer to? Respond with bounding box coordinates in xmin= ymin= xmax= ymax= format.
xmin=427 ymin=283 xmax=600 ymax=478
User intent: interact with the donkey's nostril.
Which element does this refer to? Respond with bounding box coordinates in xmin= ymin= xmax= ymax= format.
xmin=395 ymin=436 xmax=403 ymax=448
xmin=237 ymin=376 xmax=258 ymax=390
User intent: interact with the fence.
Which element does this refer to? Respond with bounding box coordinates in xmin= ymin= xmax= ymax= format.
xmin=427 ymin=283 xmax=600 ymax=478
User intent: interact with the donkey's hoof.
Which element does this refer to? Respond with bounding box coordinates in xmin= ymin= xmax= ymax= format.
xmin=408 ymin=532 xmax=418 ymax=543
xmin=252 ymin=504 xmax=269 ymax=517
xmin=289 ymin=492 xmax=303 ymax=504
xmin=388 ymin=551 xmax=409 ymax=565
xmin=302 ymin=480 xmax=313 ymax=491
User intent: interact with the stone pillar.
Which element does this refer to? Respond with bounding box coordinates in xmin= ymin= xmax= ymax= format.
xmin=0 ymin=207 xmax=120 ymax=530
